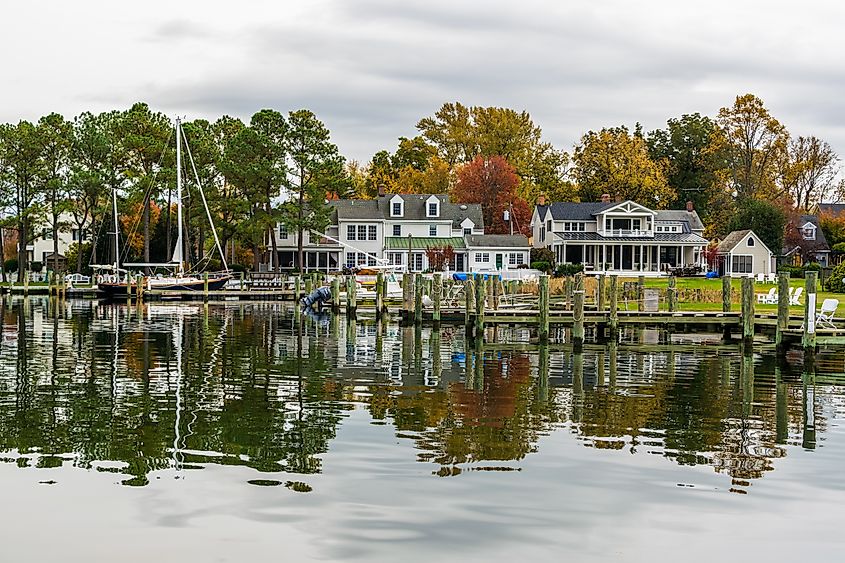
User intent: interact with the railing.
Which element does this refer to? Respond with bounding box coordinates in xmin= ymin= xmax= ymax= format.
xmin=604 ymin=229 xmax=652 ymax=237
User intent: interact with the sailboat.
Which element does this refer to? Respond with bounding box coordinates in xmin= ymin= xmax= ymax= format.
xmin=96 ymin=117 xmax=232 ymax=298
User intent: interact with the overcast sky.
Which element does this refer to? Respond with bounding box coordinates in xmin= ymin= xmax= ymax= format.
xmin=3 ymin=0 xmax=844 ymax=165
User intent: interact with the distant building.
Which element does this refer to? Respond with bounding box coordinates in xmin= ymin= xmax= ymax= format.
xmin=716 ymin=230 xmax=774 ymax=277
xmin=530 ymin=195 xmax=707 ymax=275
xmin=782 ymin=214 xmax=830 ymax=267
xmin=272 ymin=194 xmax=530 ymax=273
xmin=23 ymin=212 xmax=90 ymax=271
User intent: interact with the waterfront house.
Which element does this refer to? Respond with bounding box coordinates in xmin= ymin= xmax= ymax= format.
xmin=22 ymin=212 xmax=90 ymax=271
xmin=716 ymin=230 xmax=774 ymax=277
xmin=782 ymin=214 xmax=830 ymax=267
xmin=530 ymin=195 xmax=708 ymax=275
xmin=273 ymin=193 xmax=530 ymax=273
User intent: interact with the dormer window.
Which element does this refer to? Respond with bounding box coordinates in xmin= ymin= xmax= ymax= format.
xmin=801 ymin=224 xmax=816 ymax=240
xmin=747 ymin=237 xmax=755 ymax=247
xmin=390 ymin=195 xmax=404 ymax=217
xmin=426 ymin=195 xmax=440 ymax=217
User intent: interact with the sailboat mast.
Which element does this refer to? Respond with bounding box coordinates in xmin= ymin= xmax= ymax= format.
xmin=112 ymin=186 xmax=120 ymax=271
xmin=176 ymin=118 xmax=184 ymax=276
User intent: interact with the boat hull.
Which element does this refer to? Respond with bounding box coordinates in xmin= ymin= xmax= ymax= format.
xmin=96 ymin=282 xmax=136 ymax=299
xmin=147 ymin=275 xmax=232 ymax=292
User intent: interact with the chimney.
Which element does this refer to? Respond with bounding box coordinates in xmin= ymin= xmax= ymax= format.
xmin=686 ymin=200 xmax=694 ymax=212
xmin=537 ymin=194 xmax=546 ymax=206
xmin=378 ymin=184 xmax=386 ymax=197
xmin=601 ymin=193 xmax=611 ymax=203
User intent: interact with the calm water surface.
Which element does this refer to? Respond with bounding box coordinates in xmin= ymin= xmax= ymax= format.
xmin=1 ymin=297 xmax=844 ymax=562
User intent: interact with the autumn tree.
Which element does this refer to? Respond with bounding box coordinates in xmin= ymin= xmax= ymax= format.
xmin=452 ymin=156 xmax=531 ymax=235
xmin=424 ymin=244 xmax=455 ymax=271
xmin=35 ymin=113 xmax=73 ymax=272
xmin=715 ymin=94 xmax=788 ymax=201
xmin=726 ymin=198 xmax=787 ymax=254
xmin=572 ymin=126 xmax=675 ymax=207
xmin=779 ymin=135 xmax=841 ymax=211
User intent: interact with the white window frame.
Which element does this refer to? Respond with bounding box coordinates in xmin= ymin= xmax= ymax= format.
xmin=429 ymin=224 xmax=437 ymax=236
xmin=347 ymin=225 xmax=356 ymax=240
xmin=731 ymin=254 xmax=753 ymax=274
xmin=368 ymin=225 xmax=377 ymax=241
xmin=478 ymin=252 xmax=490 ymax=263
xmin=392 ymin=224 xmax=401 ymax=236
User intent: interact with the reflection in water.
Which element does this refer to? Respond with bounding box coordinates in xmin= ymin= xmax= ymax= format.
xmin=0 ymin=297 xmax=843 ymax=495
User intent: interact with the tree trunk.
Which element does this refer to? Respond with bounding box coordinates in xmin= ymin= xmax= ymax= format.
xmin=297 ymin=168 xmax=305 ymax=272
xmin=18 ymin=218 xmax=28 ymax=275
xmin=52 ymin=212 xmax=59 ymax=274
xmin=253 ymin=243 xmax=260 ymax=272
xmin=0 ymin=226 xmax=6 ymax=283
xmin=143 ymin=197 xmax=150 ymax=274
xmin=76 ymin=231 xmax=84 ymax=275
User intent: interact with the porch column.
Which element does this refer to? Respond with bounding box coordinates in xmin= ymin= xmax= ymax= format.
xmin=639 ymin=244 xmax=644 ymax=271
xmin=657 ymin=244 xmax=661 ymax=273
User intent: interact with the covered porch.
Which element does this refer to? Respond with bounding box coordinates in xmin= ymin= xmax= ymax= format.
xmin=553 ymin=240 xmax=706 ymax=276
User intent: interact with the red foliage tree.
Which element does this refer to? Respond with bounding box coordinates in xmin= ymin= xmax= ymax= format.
xmin=425 ymin=244 xmax=455 ymax=271
xmin=452 ymin=156 xmax=532 ymax=236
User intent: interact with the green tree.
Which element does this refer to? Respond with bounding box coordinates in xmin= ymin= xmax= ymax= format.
xmin=727 ymin=198 xmax=786 ymax=254
xmin=211 ymin=116 xmax=247 ymax=265
xmin=572 ymin=126 xmax=675 ymax=207
xmin=647 ymin=113 xmax=728 ymax=223
xmin=283 ymin=109 xmax=348 ymax=271
xmin=35 ymin=113 xmax=73 ymax=272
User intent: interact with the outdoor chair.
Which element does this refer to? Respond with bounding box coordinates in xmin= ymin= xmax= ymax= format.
xmin=766 ymin=273 xmax=777 ymax=283
xmin=756 ymin=288 xmax=776 ymax=304
xmin=789 ymin=287 xmax=803 ymax=306
xmin=756 ymin=273 xmax=765 ymax=283
xmin=815 ymin=299 xmax=839 ymax=329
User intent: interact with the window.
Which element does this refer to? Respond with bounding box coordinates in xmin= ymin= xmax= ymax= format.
xmin=393 ymin=224 xmax=401 ymax=236
xmin=72 ymin=229 xmax=81 ymax=242
xmin=508 ymin=253 xmax=524 ymax=265
xmin=803 ymin=227 xmax=815 ymax=240
xmin=547 ymin=220 xmax=552 ymax=231
xmin=562 ymin=222 xmax=586 ymax=232
xmin=540 ymin=226 xmax=546 ymax=241
xmin=747 ymin=237 xmax=755 ymax=247
xmin=279 ymin=224 xmax=288 ymax=238
xmin=428 ymin=202 xmax=438 ymax=216
xmin=357 ymin=225 xmax=367 ymax=240
xmin=392 ymin=202 xmax=402 ymax=216
xmin=388 ymin=252 xmax=403 ymax=265
xmin=478 ymin=253 xmax=490 ymax=263
xmin=346 ymin=253 xmax=357 ymax=268
xmin=347 ymin=225 xmax=356 ymax=240
xmin=367 ymin=255 xmax=376 ymax=266
xmin=357 ymin=253 xmax=368 ymax=266
xmin=732 ymin=255 xmax=753 ymax=274
xmin=605 ymin=219 xmax=612 ymax=231
xmin=368 ymin=225 xmax=377 ymax=241
xmin=429 ymin=225 xmax=437 ymax=236
xmin=411 ymin=253 xmax=424 ymax=271
xmin=463 ymin=228 xmax=471 ymax=235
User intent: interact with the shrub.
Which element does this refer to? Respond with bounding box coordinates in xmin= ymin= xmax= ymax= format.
xmin=825 ymin=261 xmax=845 ymax=293
xmin=833 ymin=242 xmax=845 ymax=253
xmin=530 ymin=247 xmax=555 ymax=265
xmin=554 ymin=263 xmax=584 ymax=277
xmin=3 ymin=258 xmax=18 ymax=273
xmin=777 ymin=264 xmax=803 ymax=278
xmin=30 ymin=261 xmax=43 ymax=273
xmin=530 ymin=261 xmax=551 ymax=273
xmin=804 ymin=262 xmax=822 ymax=272
xmin=229 ymin=263 xmax=247 ymax=273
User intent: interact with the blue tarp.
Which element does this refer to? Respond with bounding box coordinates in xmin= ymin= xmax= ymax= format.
xmin=452 ymin=272 xmax=502 ymax=281
xmin=705 ymin=271 xmax=719 ymax=278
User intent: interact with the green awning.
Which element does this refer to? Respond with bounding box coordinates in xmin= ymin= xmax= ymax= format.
xmin=384 ymin=236 xmax=466 ymax=250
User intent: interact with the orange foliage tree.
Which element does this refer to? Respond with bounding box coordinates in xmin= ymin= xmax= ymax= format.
xmin=452 ymin=156 xmax=532 ymax=236
xmin=119 ymin=201 xmax=161 ymax=258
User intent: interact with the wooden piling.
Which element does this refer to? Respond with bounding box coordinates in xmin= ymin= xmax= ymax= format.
xmin=803 ymin=271 xmax=817 ymax=351
xmin=667 ymin=276 xmax=677 ymax=312
xmin=203 ymin=272 xmax=209 ymax=301
xmin=775 ymin=273 xmax=789 ymax=351
xmin=402 ymin=273 xmax=413 ymax=323
xmin=609 ymin=275 xmax=618 ymax=334
xmin=722 ymin=275 xmax=731 ymax=312
xmin=572 ymin=273 xmax=585 ymax=349
xmin=414 ymin=273 xmax=423 ymax=325
xmin=564 ymin=276 xmax=573 ymax=309
xmin=294 ymin=276 xmax=302 ymax=303
xmin=432 ymin=273 xmax=442 ymax=326
xmin=538 ymin=274 xmax=549 ymax=344
xmin=637 ymin=275 xmax=645 ymax=312
xmin=376 ymin=271 xmax=384 ymax=317
xmin=475 ymin=275 xmax=486 ymax=339
xmin=304 ymin=275 xmax=313 ymax=296
xmin=464 ymin=278 xmax=475 ymax=337
xmin=597 ymin=274 xmax=605 ymax=311
xmin=741 ymin=276 xmax=754 ymax=345
xmin=331 ymin=276 xmax=340 ymax=312
xmin=346 ymin=275 xmax=357 ymax=318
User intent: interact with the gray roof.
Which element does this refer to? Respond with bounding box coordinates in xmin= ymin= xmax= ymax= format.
xmin=329 ymin=194 xmax=484 ymax=229
xmin=783 ymin=214 xmax=830 ymax=254
xmin=818 ymin=203 xmax=845 ymax=217
xmin=555 ymin=232 xmax=707 ymax=244
xmin=544 ymin=201 xmax=616 ymax=221
xmin=717 ymin=230 xmax=768 ymax=253
xmin=466 ymin=234 xmax=530 ymax=248
xmin=654 ymin=210 xmax=704 ymax=232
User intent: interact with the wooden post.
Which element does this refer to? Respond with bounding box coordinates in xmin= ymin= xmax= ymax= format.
xmin=491 ymin=276 xmax=500 ymax=310
xmin=741 ymin=276 xmax=754 ymax=345
xmin=24 ymin=270 xmax=29 ymax=296
xmin=572 ymin=272 xmax=585 ymax=349
xmin=775 ymin=273 xmax=789 ymax=351
xmin=609 ymin=275 xmax=618 ymax=334
xmin=667 ymin=276 xmax=677 ymax=312
xmin=346 ymin=275 xmax=357 ymax=318
xmin=414 ymin=273 xmax=423 ymax=325
xmin=464 ymin=278 xmax=475 ymax=337
xmin=637 ymin=275 xmax=645 ymax=312
xmin=376 ymin=271 xmax=384 ymax=317
xmin=722 ymin=275 xmax=732 ymax=312
xmin=475 ymin=275 xmax=486 ymax=339
xmin=432 ymin=273 xmax=442 ymax=327
xmin=564 ymin=276 xmax=573 ymax=309
xmin=597 ymin=273 xmax=605 ymax=311
xmin=331 ymin=276 xmax=340 ymax=312
xmin=203 ymin=272 xmax=209 ymax=301
xmin=538 ymin=274 xmax=549 ymax=344
xmin=803 ymin=271 xmax=817 ymax=351
xmin=294 ymin=276 xmax=302 ymax=303
xmin=402 ymin=272 xmax=413 ymax=323
xmin=304 ymin=275 xmax=313 ymax=296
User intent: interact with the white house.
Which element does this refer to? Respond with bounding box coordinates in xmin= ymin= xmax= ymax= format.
xmin=716 ymin=230 xmax=774 ymax=277
xmin=273 ymin=194 xmax=530 ymax=273
xmin=531 ymin=196 xmax=708 ymax=275
xmin=24 ymin=212 xmax=90 ymax=271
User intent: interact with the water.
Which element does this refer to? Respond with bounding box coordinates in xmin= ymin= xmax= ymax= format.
xmin=1 ymin=297 xmax=844 ymax=562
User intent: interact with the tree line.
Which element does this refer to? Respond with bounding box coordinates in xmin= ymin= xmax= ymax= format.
xmin=1 ymin=94 xmax=842 ymax=274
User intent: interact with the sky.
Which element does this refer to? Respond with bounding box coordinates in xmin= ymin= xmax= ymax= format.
xmin=3 ymin=0 xmax=845 ymax=166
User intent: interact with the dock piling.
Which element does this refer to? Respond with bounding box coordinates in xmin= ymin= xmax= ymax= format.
xmin=667 ymin=276 xmax=677 ymax=312
xmin=741 ymin=276 xmax=754 ymax=345
xmin=432 ymin=273 xmax=442 ymax=327
xmin=376 ymin=271 xmax=385 ymax=317
xmin=475 ymin=275 xmax=486 ymax=339
xmin=803 ymin=271 xmax=817 ymax=351
xmin=572 ymin=272 xmax=585 ymax=349
xmin=346 ymin=275 xmax=357 ymax=319
xmin=464 ymin=278 xmax=475 ymax=337
xmin=722 ymin=275 xmax=732 ymax=312
xmin=331 ymin=277 xmax=340 ymax=312
xmin=609 ymin=275 xmax=618 ymax=335
xmin=538 ymin=274 xmax=550 ymax=344
xmin=776 ymin=273 xmax=789 ymax=351
xmin=414 ymin=273 xmax=423 ymax=326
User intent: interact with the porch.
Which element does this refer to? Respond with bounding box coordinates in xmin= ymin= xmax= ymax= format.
xmin=553 ymin=240 xmax=706 ymax=276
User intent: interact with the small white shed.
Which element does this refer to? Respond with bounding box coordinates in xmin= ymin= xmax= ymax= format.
xmin=716 ymin=230 xmax=774 ymax=277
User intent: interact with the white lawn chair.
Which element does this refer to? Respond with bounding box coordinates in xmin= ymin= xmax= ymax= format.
xmin=767 ymin=273 xmax=777 ymax=284
xmin=815 ymin=299 xmax=839 ymax=329
xmin=756 ymin=288 xmax=776 ymax=304
xmin=789 ymin=286 xmax=803 ymax=306
xmin=756 ymin=273 xmax=765 ymax=284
